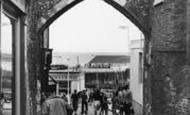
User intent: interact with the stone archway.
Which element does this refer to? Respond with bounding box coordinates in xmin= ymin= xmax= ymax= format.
xmin=35 ymin=0 xmax=152 ymax=114
xmin=37 ymin=0 xmax=151 ymax=34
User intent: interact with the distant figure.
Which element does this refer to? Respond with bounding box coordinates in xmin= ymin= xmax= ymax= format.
xmin=42 ymin=85 xmax=73 ymax=115
xmin=111 ymin=92 xmax=117 ymax=115
xmin=81 ymin=89 xmax=88 ymax=114
xmin=123 ymin=85 xmax=134 ymax=115
xmin=0 ymin=93 xmax=5 ymax=115
xmin=93 ymin=89 xmax=102 ymax=115
xmin=71 ymin=90 xmax=79 ymax=115
xmin=62 ymin=93 xmax=68 ymax=103
xmin=100 ymin=93 xmax=108 ymax=115
xmin=41 ymin=92 xmax=47 ymax=105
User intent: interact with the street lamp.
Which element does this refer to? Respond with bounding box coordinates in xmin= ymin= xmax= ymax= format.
xmin=66 ymin=58 xmax=70 ymax=104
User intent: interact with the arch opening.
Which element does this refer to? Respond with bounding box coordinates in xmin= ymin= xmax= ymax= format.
xmin=38 ymin=0 xmax=148 ymax=35
xmin=44 ymin=1 xmax=146 ymax=115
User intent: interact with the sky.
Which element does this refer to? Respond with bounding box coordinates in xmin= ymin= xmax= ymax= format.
xmin=49 ymin=0 xmax=143 ymax=53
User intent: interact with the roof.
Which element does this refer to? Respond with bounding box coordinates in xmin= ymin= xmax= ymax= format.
xmin=89 ymin=55 xmax=130 ymax=64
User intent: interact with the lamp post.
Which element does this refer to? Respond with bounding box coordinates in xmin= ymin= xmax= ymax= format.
xmin=67 ymin=58 xmax=70 ymax=104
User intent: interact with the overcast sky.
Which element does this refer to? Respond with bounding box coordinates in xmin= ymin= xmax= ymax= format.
xmin=49 ymin=0 xmax=142 ymax=53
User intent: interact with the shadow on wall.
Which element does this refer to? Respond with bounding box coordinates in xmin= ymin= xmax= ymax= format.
xmin=132 ymin=100 xmax=143 ymax=115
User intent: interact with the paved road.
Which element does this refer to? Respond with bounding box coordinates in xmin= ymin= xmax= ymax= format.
xmin=3 ymin=103 xmax=113 ymax=115
xmin=76 ymin=103 xmax=113 ymax=115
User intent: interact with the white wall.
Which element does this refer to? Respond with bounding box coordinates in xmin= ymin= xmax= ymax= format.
xmin=71 ymin=72 xmax=85 ymax=93
xmin=130 ymin=50 xmax=143 ymax=104
xmin=129 ymin=39 xmax=144 ymax=105
xmin=71 ymin=81 xmax=79 ymax=93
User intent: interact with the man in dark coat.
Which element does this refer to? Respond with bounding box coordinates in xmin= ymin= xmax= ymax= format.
xmin=71 ymin=90 xmax=79 ymax=115
xmin=81 ymin=89 xmax=88 ymax=114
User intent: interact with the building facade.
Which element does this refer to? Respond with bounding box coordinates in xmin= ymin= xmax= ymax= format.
xmin=130 ymin=37 xmax=144 ymax=115
xmin=49 ymin=65 xmax=85 ymax=95
xmin=84 ymin=55 xmax=130 ymax=90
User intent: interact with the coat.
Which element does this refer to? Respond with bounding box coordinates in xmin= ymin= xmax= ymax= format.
xmin=42 ymin=96 xmax=72 ymax=115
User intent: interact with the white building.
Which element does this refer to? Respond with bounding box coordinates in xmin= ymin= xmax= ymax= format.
xmin=129 ymin=37 xmax=144 ymax=114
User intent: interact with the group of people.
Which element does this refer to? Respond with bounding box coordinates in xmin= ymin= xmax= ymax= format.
xmin=70 ymin=88 xmax=110 ymax=115
xmin=41 ymin=86 xmax=89 ymax=115
xmin=111 ymin=86 xmax=134 ymax=115
xmin=41 ymin=84 xmax=134 ymax=115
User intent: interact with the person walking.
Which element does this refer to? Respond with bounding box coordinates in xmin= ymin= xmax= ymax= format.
xmin=100 ymin=93 xmax=108 ymax=115
xmin=71 ymin=90 xmax=79 ymax=115
xmin=123 ymin=85 xmax=134 ymax=115
xmin=93 ymin=89 xmax=102 ymax=115
xmin=41 ymin=85 xmax=73 ymax=115
xmin=111 ymin=92 xmax=117 ymax=115
xmin=81 ymin=89 xmax=88 ymax=114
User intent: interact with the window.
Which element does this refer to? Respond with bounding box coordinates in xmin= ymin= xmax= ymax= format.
xmin=139 ymin=52 xmax=143 ymax=83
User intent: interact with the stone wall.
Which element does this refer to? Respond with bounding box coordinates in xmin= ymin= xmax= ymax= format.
xmin=150 ymin=0 xmax=190 ymax=115
xmin=27 ymin=0 xmax=41 ymax=115
xmin=36 ymin=0 xmax=151 ymax=33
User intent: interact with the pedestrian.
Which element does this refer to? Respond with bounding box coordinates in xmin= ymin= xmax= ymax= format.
xmin=41 ymin=92 xmax=47 ymax=105
xmin=41 ymin=85 xmax=73 ymax=115
xmin=117 ymin=90 xmax=124 ymax=115
xmin=93 ymin=88 xmax=102 ymax=115
xmin=62 ymin=93 xmax=68 ymax=103
xmin=123 ymin=85 xmax=134 ymax=115
xmin=111 ymin=92 xmax=116 ymax=115
xmin=100 ymin=93 xmax=108 ymax=115
xmin=71 ymin=90 xmax=79 ymax=115
xmin=81 ymin=89 xmax=88 ymax=114
xmin=88 ymin=91 xmax=94 ymax=103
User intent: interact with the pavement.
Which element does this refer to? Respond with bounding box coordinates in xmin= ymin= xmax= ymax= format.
xmin=76 ymin=103 xmax=113 ymax=115
xmin=3 ymin=103 xmax=113 ymax=115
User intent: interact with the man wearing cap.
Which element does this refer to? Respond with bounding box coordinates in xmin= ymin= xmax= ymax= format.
xmin=41 ymin=85 xmax=73 ymax=115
